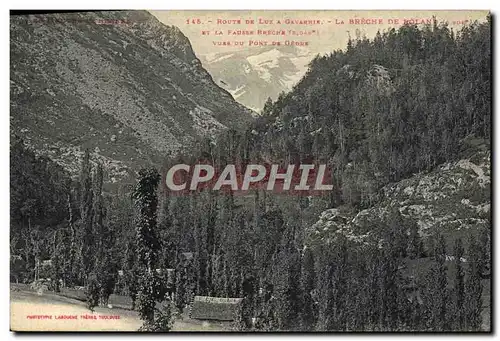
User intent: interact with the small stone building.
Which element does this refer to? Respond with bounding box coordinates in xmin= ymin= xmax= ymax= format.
xmin=189 ymin=296 xmax=243 ymax=322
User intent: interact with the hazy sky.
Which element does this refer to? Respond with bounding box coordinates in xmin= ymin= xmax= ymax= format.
xmin=151 ymin=10 xmax=489 ymax=57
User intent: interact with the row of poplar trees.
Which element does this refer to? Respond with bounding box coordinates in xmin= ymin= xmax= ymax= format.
xmin=133 ymin=171 xmax=488 ymax=331
xmin=10 ymin=142 xmax=488 ymax=331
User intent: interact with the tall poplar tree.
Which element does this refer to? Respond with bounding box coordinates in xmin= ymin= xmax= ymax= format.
xmin=465 ymin=235 xmax=483 ymax=331
xmin=79 ymin=149 xmax=94 ymax=283
xmin=132 ymin=168 xmax=172 ymax=331
xmin=453 ymin=238 xmax=465 ymax=330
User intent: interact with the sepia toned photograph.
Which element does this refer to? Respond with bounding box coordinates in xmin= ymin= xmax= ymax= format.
xmin=9 ymin=9 xmax=491 ymax=332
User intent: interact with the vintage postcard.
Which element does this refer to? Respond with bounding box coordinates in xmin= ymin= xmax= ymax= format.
xmin=10 ymin=10 xmax=491 ymax=332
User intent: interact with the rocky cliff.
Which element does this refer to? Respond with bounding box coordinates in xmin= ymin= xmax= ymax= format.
xmin=307 ymin=139 xmax=491 ymax=249
xmin=10 ymin=11 xmax=253 ymax=183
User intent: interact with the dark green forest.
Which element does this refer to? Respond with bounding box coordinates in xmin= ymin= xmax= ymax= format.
xmin=10 ymin=18 xmax=491 ymax=331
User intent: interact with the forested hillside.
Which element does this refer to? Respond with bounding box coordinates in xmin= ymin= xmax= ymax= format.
xmin=10 ymin=11 xmax=253 ymax=183
xmin=10 ymin=17 xmax=491 ymax=332
xmin=251 ymin=17 xmax=491 ymax=209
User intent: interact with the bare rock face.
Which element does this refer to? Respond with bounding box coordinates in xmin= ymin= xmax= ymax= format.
xmin=10 ymin=11 xmax=253 ymax=183
xmin=307 ymin=143 xmax=490 ymax=247
xmin=365 ymin=64 xmax=394 ymax=96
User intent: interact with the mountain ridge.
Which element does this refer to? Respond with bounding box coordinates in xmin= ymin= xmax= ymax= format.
xmin=200 ymin=45 xmax=314 ymax=112
xmin=10 ymin=10 xmax=254 ymax=183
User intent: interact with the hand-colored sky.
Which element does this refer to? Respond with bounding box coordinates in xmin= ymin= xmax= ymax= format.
xmin=151 ymin=10 xmax=489 ymax=57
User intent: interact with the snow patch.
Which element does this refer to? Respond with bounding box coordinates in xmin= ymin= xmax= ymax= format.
xmin=246 ymin=49 xmax=284 ymax=82
xmin=456 ymin=159 xmax=490 ymax=188
xmin=229 ymin=85 xmax=247 ymax=99
xmin=206 ymin=53 xmax=235 ymax=63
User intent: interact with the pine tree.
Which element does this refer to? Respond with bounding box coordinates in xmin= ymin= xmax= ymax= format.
xmin=407 ymin=219 xmax=423 ymax=259
xmin=388 ymin=210 xmax=408 ymax=258
xmin=66 ymin=190 xmax=79 ymax=287
xmin=79 ymin=149 xmax=94 ymax=283
xmin=174 ymin=256 xmax=188 ymax=313
xmin=453 ymin=238 xmax=465 ymax=330
xmin=300 ymin=247 xmax=316 ymax=330
xmin=316 ymin=263 xmax=334 ymax=331
xmin=378 ymin=247 xmax=399 ymax=330
xmin=124 ymin=240 xmax=139 ymax=310
xmin=86 ymin=272 xmax=100 ymax=312
xmin=422 ymin=234 xmax=449 ymax=331
xmin=332 ymin=236 xmax=349 ymax=330
xmin=158 ymin=192 xmax=174 ymax=271
xmin=49 ymin=229 xmax=63 ymax=292
xmin=478 ymin=227 xmax=490 ymax=278
xmin=92 ymin=163 xmax=104 ymax=247
xmin=434 ymin=235 xmax=449 ymax=331
xmin=91 ymin=163 xmax=116 ymax=306
xmin=272 ymin=224 xmax=301 ymax=331
xmin=465 ymin=235 xmax=483 ymax=331
xmin=261 ymin=97 xmax=274 ymax=116
xmin=256 ymin=284 xmax=278 ymax=331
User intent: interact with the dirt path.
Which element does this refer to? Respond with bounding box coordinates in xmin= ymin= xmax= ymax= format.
xmin=11 ymin=290 xmax=142 ymax=331
xmin=10 ymin=289 xmax=227 ymax=332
